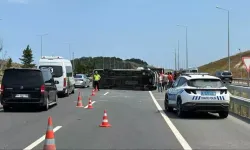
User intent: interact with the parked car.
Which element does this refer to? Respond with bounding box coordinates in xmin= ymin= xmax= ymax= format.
xmin=74 ymin=74 xmax=90 ymax=88
xmin=0 ymin=68 xmax=59 ymax=111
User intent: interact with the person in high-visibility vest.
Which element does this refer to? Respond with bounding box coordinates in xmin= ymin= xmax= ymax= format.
xmin=93 ymin=71 xmax=101 ymax=91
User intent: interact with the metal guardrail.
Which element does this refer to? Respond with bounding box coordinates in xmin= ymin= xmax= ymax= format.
xmin=226 ymin=83 xmax=250 ymax=119
xmin=230 ymin=96 xmax=250 ymax=118
xmin=227 ymin=84 xmax=250 ymax=99
xmin=232 ymin=78 xmax=250 ymax=86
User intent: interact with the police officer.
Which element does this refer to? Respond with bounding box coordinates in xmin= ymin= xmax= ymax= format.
xmin=93 ymin=71 xmax=101 ymax=91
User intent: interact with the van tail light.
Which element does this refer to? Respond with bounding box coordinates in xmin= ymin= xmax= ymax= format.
xmin=40 ymin=85 xmax=45 ymax=93
xmin=63 ymin=78 xmax=67 ymax=87
xmin=0 ymin=85 xmax=4 ymax=94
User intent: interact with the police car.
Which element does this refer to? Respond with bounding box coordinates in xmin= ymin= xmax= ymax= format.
xmin=164 ymin=73 xmax=230 ymax=118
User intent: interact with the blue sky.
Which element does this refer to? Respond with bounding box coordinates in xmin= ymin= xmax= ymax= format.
xmin=0 ymin=0 xmax=250 ymax=69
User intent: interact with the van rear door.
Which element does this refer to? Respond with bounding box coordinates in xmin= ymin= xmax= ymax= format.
xmin=2 ymin=69 xmax=44 ymax=102
xmin=39 ymin=66 xmax=64 ymax=91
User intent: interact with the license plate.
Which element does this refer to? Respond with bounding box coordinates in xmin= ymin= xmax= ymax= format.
xmin=201 ymin=91 xmax=216 ymax=96
xmin=15 ymin=94 xmax=29 ymax=98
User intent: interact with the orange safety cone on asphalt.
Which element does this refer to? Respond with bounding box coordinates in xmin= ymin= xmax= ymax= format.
xmin=99 ymin=110 xmax=111 ymax=127
xmin=43 ymin=116 xmax=56 ymax=150
xmin=91 ymin=89 xmax=95 ymax=96
xmin=76 ymin=92 xmax=84 ymax=107
xmin=87 ymin=97 xmax=93 ymax=109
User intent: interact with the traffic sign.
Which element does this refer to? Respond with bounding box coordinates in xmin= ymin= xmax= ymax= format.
xmin=242 ymin=57 xmax=250 ymax=72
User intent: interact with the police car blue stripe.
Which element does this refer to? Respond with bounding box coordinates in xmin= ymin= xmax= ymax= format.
xmin=192 ymin=96 xmax=195 ymax=100
xmin=198 ymin=96 xmax=201 ymax=100
xmin=222 ymin=96 xmax=224 ymax=100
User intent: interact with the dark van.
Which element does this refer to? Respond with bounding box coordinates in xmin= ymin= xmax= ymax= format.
xmin=0 ymin=68 xmax=58 ymax=111
xmin=215 ymin=71 xmax=232 ymax=83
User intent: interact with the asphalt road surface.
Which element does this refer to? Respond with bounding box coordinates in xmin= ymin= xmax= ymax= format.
xmin=0 ymin=88 xmax=250 ymax=149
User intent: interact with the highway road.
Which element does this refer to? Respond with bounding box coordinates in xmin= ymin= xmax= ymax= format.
xmin=0 ymin=88 xmax=250 ymax=149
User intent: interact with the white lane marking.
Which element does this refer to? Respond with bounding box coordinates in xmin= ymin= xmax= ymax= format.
xmin=23 ymin=126 xmax=62 ymax=150
xmin=149 ymin=91 xmax=192 ymax=150
xmin=84 ymin=101 xmax=96 ymax=108
xmin=104 ymin=92 xmax=109 ymax=95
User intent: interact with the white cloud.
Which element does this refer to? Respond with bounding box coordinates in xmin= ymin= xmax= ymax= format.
xmin=8 ymin=0 xmax=29 ymax=4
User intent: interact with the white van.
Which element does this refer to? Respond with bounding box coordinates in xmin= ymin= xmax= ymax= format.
xmin=38 ymin=56 xmax=75 ymax=97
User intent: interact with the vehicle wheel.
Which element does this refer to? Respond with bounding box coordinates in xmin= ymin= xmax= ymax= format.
xmin=43 ymin=97 xmax=49 ymax=111
xmin=54 ymin=94 xmax=58 ymax=105
xmin=176 ymin=100 xmax=184 ymax=118
xmin=3 ymin=106 xmax=11 ymax=112
xmin=219 ymin=111 xmax=229 ymax=119
xmin=84 ymin=82 xmax=88 ymax=88
xmin=64 ymin=89 xmax=69 ymax=97
xmin=164 ymin=96 xmax=173 ymax=112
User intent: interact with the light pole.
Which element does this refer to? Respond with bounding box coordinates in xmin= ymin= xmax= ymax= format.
xmin=174 ymin=48 xmax=177 ymax=70
xmin=238 ymin=48 xmax=243 ymax=78
xmin=103 ymin=56 xmax=104 ymax=69
xmin=216 ymin=6 xmax=230 ymax=71
xmin=177 ymin=24 xmax=188 ymax=69
xmin=37 ymin=33 xmax=48 ymax=58
xmin=177 ymin=40 xmax=180 ymax=70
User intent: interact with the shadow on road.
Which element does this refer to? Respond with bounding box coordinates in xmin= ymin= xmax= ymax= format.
xmin=0 ymin=105 xmax=56 ymax=113
xmin=229 ymin=112 xmax=250 ymax=124
xmin=156 ymin=110 xmax=221 ymax=120
xmin=100 ymin=88 xmax=156 ymax=91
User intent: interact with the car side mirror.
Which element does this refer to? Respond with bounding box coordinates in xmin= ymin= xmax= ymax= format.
xmin=54 ymin=80 xmax=59 ymax=84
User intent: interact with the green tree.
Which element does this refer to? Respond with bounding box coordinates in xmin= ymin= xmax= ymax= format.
xmin=6 ymin=57 xmax=12 ymax=68
xmin=19 ymin=45 xmax=35 ymax=68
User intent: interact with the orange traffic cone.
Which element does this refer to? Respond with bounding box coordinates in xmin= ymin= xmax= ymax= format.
xmin=99 ymin=110 xmax=111 ymax=127
xmin=76 ymin=92 xmax=84 ymax=107
xmin=43 ymin=116 xmax=56 ymax=150
xmin=87 ymin=97 xmax=93 ymax=109
xmin=91 ymin=89 xmax=95 ymax=96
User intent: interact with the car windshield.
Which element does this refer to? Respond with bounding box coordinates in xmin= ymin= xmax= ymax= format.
xmin=190 ymin=70 xmax=198 ymax=73
xmin=222 ymin=72 xmax=232 ymax=75
xmin=2 ymin=69 xmax=43 ymax=86
xmin=74 ymin=75 xmax=83 ymax=78
xmin=188 ymin=79 xmax=223 ymax=88
xmin=39 ymin=66 xmax=63 ymax=77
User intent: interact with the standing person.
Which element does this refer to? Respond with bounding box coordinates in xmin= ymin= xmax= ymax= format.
xmin=162 ymin=73 xmax=168 ymax=90
xmin=167 ymin=72 xmax=174 ymax=89
xmin=158 ymin=73 xmax=163 ymax=92
xmin=93 ymin=71 xmax=101 ymax=91
xmin=173 ymin=71 xmax=177 ymax=81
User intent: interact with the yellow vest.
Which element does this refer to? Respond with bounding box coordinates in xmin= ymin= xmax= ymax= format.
xmin=94 ymin=74 xmax=101 ymax=81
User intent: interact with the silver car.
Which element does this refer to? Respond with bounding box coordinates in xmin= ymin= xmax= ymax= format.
xmin=74 ymin=74 xmax=90 ymax=88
